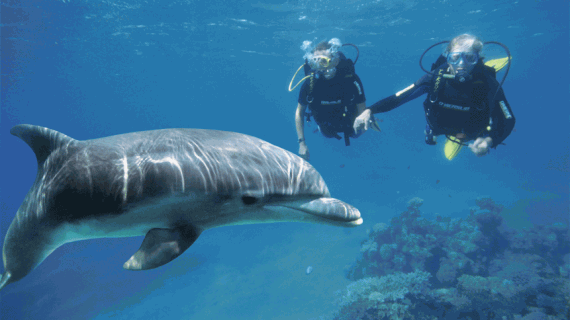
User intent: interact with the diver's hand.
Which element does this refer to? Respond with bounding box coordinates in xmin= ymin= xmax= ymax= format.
xmin=353 ymin=109 xmax=372 ymax=133
xmin=469 ymin=137 xmax=493 ymax=157
xmin=299 ymin=142 xmax=310 ymax=161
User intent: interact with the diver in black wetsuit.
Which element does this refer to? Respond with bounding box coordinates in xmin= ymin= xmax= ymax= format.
xmin=354 ymin=34 xmax=515 ymax=157
xmin=294 ymin=38 xmax=369 ymax=161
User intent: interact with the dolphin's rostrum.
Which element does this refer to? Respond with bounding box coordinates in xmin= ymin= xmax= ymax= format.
xmin=0 ymin=125 xmax=362 ymax=290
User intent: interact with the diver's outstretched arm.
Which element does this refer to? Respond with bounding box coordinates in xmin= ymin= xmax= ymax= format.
xmin=368 ymin=74 xmax=431 ymax=114
xmin=354 ymin=75 xmax=431 ymax=133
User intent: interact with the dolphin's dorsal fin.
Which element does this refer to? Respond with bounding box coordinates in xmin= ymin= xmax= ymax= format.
xmin=10 ymin=124 xmax=76 ymax=165
xmin=123 ymin=226 xmax=201 ymax=271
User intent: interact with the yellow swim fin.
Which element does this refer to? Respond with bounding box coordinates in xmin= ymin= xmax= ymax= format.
xmin=444 ymin=136 xmax=463 ymax=160
xmin=484 ymin=57 xmax=511 ymax=72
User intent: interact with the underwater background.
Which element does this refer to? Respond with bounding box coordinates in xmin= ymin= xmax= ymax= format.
xmin=0 ymin=0 xmax=568 ymax=319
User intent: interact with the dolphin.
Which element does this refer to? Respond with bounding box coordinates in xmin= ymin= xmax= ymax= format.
xmin=0 ymin=124 xmax=362 ymax=290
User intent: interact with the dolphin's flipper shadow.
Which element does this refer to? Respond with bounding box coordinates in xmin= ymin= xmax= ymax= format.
xmin=123 ymin=226 xmax=200 ymax=270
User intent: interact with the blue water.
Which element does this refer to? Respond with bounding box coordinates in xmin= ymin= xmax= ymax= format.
xmin=1 ymin=0 xmax=568 ymax=319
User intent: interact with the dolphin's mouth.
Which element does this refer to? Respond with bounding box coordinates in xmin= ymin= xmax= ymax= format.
xmin=265 ymin=197 xmax=362 ymax=227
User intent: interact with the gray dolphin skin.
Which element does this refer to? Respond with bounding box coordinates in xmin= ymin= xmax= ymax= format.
xmin=0 ymin=124 xmax=362 ymax=290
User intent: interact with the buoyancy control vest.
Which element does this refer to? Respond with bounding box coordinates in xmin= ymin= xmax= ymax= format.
xmin=424 ymin=58 xmax=498 ymax=138
xmin=304 ymin=52 xmax=360 ymax=146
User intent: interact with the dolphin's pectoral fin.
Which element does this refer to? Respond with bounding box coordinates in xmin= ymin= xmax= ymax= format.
xmin=0 ymin=272 xmax=11 ymax=291
xmin=123 ymin=226 xmax=200 ymax=271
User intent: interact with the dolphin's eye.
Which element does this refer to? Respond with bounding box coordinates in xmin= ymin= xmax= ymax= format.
xmin=241 ymin=196 xmax=258 ymax=205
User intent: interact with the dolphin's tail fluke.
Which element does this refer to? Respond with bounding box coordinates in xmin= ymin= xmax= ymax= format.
xmin=10 ymin=124 xmax=76 ymax=166
xmin=0 ymin=272 xmax=11 ymax=291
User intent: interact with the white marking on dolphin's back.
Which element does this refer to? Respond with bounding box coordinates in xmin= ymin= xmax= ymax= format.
xmin=147 ymin=156 xmax=185 ymax=192
xmin=122 ymin=155 xmax=129 ymax=204
xmin=83 ymin=149 xmax=94 ymax=195
xmin=186 ymin=140 xmax=214 ymax=192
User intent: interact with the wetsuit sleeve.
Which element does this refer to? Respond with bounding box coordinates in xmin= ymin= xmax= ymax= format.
xmin=351 ymin=74 xmax=366 ymax=104
xmin=487 ymin=87 xmax=515 ymax=148
xmin=368 ymin=74 xmax=432 ymax=114
xmin=297 ymin=80 xmax=310 ymax=106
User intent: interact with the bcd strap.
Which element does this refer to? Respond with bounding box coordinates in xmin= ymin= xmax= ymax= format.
xmin=429 ymin=68 xmax=445 ymax=103
xmin=305 ymin=74 xmax=315 ymax=122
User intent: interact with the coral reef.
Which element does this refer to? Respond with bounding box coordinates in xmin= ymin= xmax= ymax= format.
xmin=338 ymin=197 xmax=569 ymax=319
xmin=332 ymin=271 xmax=431 ymax=320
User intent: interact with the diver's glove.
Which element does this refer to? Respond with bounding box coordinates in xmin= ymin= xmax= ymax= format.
xmin=353 ymin=109 xmax=372 ymax=133
xmin=468 ymin=137 xmax=493 ymax=157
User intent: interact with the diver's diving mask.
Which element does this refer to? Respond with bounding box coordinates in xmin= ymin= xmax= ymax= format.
xmin=309 ymin=53 xmax=339 ymax=80
xmin=447 ymin=52 xmax=479 ymax=82
xmin=310 ymin=55 xmax=333 ymax=69
xmin=447 ymin=52 xmax=479 ymax=65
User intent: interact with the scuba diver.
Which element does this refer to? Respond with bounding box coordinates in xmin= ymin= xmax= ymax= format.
xmin=289 ymin=38 xmax=378 ymax=161
xmin=353 ymin=34 xmax=515 ymax=159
